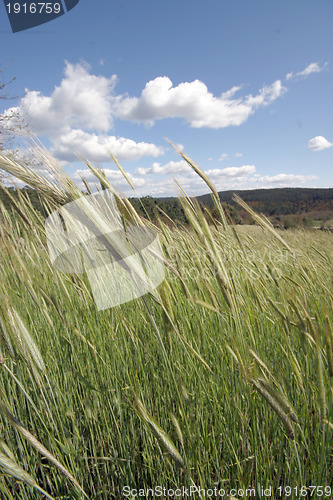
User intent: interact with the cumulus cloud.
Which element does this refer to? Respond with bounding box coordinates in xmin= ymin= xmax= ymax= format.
xmin=8 ymin=61 xmax=117 ymax=134
xmin=72 ymin=166 xmax=318 ymax=198
xmin=2 ymin=59 xmax=327 ymax=175
xmin=258 ymin=174 xmax=317 ymax=186
xmin=126 ymin=161 xmax=318 ymax=197
xmin=308 ymin=136 xmax=333 ymax=151
xmin=218 ymin=153 xmax=228 ymax=162
xmin=205 ymin=165 xmax=256 ymax=178
xmin=135 ymin=160 xmax=191 ymax=175
xmin=51 ymin=129 xmax=163 ymax=162
xmin=2 ymin=61 xmax=165 ymax=163
xmin=21 ymin=62 xmax=283 ymax=133
xmin=286 ymin=62 xmax=328 ymax=80
xmin=72 ymin=168 xmax=146 ymax=192
xmin=135 ymin=162 xmax=255 ymax=179
xmin=166 ymin=168 xmax=259 ymax=196
xmin=114 ymin=77 xmax=286 ymax=128
xmin=131 ymin=162 xmax=259 ymax=195
xmin=166 ymin=170 xmax=317 ymax=197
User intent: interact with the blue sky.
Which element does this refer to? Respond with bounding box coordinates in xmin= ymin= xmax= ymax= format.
xmin=1 ymin=0 xmax=332 ymax=197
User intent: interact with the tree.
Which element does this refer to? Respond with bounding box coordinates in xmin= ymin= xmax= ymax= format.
xmin=0 ymin=64 xmax=19 ymax=150
xmin=0 ymin=64 xmax=31 ymax=184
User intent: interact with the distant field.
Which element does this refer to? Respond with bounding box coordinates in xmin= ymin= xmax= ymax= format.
xmin=312 ymin=219 xmax=333 ymax=227
xmin=0 ymin=150 xmax=332 ymax=499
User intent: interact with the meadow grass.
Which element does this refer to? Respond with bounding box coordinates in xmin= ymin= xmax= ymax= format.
xmin=0 ymin=147 xmax=332 ymax=499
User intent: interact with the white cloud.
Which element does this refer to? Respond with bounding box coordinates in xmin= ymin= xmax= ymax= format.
xmin=72 ymin=168 xmax=146 ymax=191
xmin=218 ymin=153 xmax=228 ymax=162
xmin=286 ymin=62 xmax=328 ymax=80
xmin=66 ymin=167 xmax=319 ymax=198
xmin=166 ymin=169 xmax=258 ymax=196
xmin=135 ymin=160 xmax=191 ymax=175
xmin=167 ymin=171 xmax=317 ymax=197
xmin=235 ymin=152 xmax=243 ymax=157
xmin=68 ymin=156 xmax=317 ymax=197
xmin=205 ymin=165 xmax=256 ymax=178
xmin=5 ymin=67 xmax=286 ymax=134
xmin=169 ymin=142 xmax=184 ymax=152
xmin=1 ymin=62 xmax=165 ymax=163
xmin=51 ymin=129 xmax=164 ymax=162
xmin=308 ymin=135 xmax=333 ymax=151
xmin=115 ymin=77 xmax=286 ymax=129
xmin=2 ymin=60 xmax=326 ymax=180
xmin=126 ymin=162 xmax=318 ymax=196
xmin=79 ymin=167 xmax=317 ymax=198
xmin=131 ymin=163 xmax=258 ymax=196
xmin=258 ymin=174 xmax=317 ymax=186
xmin=135 ymin=162 xmax=256 ymax=179
xmin=8 ymin=61 xmax=117 ymax=134
xmin=221 ymin=86 xmax=242 ymax=99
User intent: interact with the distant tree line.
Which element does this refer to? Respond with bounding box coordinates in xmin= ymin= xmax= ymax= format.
xmin=1 ymin=185 xmax=333 ymax=228
xmin=197 ymin=187 xmax=333 ymax=217
xmin=128 ymin=195 xmax=242 ymax=226
xmin=0 ymin=187 xmax=241 ymax=227
xmin=0 ymin=185 xmax=48 ymax=217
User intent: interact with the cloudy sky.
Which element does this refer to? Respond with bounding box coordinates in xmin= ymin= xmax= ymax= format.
xmin=0 ymin=0 xmax=332 ymax=197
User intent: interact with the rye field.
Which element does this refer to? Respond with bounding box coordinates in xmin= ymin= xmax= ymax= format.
xmin=0 ymin=147 xmax=332 ymax=499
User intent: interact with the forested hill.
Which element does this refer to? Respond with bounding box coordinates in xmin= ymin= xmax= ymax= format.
xmin=196 ymin=187 xmax=333 ymax=216
xmin=1 ymin=185 xmax=333 ymax=226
